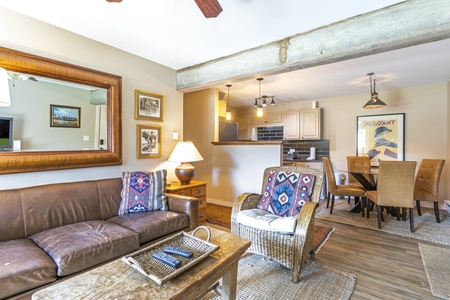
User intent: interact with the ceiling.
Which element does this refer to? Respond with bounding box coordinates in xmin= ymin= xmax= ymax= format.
xmin=1 ymin=0 xmax=449 ymax=108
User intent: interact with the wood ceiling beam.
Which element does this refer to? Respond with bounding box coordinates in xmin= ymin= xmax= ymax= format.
xmin=177 ymin=0 xmax=450 ymax=92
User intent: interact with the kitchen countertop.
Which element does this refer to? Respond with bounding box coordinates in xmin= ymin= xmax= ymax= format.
xmin=212 ymin=141 xmax=282 ymax=145
xmin=284 ymin=159 xmax=323 ymax=163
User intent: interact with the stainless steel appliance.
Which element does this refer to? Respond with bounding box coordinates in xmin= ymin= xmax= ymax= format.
xmin=219 ymin=120 xmax=238 ymax=142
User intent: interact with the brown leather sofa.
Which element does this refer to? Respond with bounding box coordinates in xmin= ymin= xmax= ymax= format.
xmin=0 ymin=178 xmax=199 ymax=299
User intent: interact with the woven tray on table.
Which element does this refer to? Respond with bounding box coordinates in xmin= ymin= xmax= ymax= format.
xmin=122 ymin=226 xmax=219 ymax=286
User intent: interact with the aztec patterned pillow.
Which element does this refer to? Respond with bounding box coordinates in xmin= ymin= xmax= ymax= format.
xmin=256 ymin=170 xmax=315 ymax=217
xmin=118 ymin=169 xmax=168 ymax=215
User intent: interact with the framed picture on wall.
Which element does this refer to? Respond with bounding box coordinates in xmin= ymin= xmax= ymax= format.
xmin=134 ymin=89 xmax=164 ymax=122
xmin=356 ymin=113 xmax=405 ymax=167
xmin=50 ymin=104 xmax=81 ymax=128
xmin=137 ymin=124 xmax=161 ymax=158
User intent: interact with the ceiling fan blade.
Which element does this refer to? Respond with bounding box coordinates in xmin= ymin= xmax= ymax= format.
xmin=106 ymin=0 xmax=122 ymax=2
xmin=194 ymin=0 xmax=223 ymax=18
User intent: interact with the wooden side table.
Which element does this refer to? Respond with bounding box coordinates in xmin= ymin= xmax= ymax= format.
xmin=167 ymin=181 xmax=207 ymax=224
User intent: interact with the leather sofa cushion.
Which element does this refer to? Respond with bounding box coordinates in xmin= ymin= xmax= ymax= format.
xmin=0 ymin=239 xmax=57 ymax=299
xmin=0 ymin=189 xmax=26 ymax=242
xmin=108 ymin=211 xmax=189 ymax=244
xmin=29 ymin=221 xmax=139 ymax=276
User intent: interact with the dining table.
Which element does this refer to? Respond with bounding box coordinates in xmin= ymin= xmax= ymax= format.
xmin=342 ymin=170 xmax=377 ymax=213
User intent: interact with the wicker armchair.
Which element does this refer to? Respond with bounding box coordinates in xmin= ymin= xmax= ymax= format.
xmin=231 ymin=166 xmax=324 ymax=283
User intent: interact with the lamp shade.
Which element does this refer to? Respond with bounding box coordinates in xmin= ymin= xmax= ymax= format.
xmin=168 ymin=141 xmax=203 ymax=185
xmin=168 ymin=141 xmax=203 ymax=163
xmin=0 ymin=67 xmax=11 ymax=107
xmin=363 ymin=93 xmax=386 ymax=109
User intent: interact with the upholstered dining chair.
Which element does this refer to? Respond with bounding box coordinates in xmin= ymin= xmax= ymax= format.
xmin=347 ymin=156 xmax=371 ymax=187
xmin=366 ymin=161 xmax=417 ymax=232
xmin=346 ymin=155 xmax=371 ymax=205
xmin=231 ymin=166 xmax=324 ymax=283
xmin=414 ymin=159 xmax=445 ymax=223
xmin=322 ymin=157 xmax=366 ymax=216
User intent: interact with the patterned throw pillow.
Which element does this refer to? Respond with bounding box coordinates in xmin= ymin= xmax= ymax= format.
xmin=118 ymin=169 xmax=168 ymax=215
xmin=256 ymin=170 xmax=315 ymax=217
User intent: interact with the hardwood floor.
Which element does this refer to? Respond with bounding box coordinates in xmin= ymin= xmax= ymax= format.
xmin=206 ymin=217 xmax=440 ymax=299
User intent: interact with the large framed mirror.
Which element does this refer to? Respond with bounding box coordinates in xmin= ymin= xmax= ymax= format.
xmin=0 ymin=47 xmax=122 ymax=174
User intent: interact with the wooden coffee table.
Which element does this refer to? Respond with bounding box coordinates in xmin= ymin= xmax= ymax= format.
xmin=32 ymin=227 xmax=250 ymax=300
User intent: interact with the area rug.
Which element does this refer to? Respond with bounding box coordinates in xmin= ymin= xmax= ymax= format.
xmin=419 ymin=243 xmax=450 ymax=299
xmin=315 ymin=200 xmax=450 ymax=246
xmin=207 ymin=203 xmax=334 ymax=252
xmin=202 ymin=253 xmax=356 ymax=300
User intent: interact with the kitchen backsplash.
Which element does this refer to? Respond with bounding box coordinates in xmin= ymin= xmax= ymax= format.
xmin=256 ymin=126 xmax=284 ymax=141
xmin=283 ymin=139 xmax=330 ymax=162
xmin=256 ymin=126 xmax=329 ymax=161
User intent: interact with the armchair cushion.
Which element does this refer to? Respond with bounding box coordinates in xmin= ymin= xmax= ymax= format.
xmin=236 ymin=208 xmax=297 ymax=234
xmin=119 ymin=170 xmax=168 ymax=215
xmin=256 ymin=170 xmax=315 ymax=217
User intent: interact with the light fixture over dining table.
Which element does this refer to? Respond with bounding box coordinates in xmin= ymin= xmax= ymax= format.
xmin=225 ymin=84 xmax=232 ymax=121
xmin=253 ymin=77 xmax=275 ymax=117
xmin=363 ymin=72 xmax=386 ymax=109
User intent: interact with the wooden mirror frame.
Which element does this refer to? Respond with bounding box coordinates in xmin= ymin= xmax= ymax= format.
xmin=0 ymin=47 xmax=122 ymax=174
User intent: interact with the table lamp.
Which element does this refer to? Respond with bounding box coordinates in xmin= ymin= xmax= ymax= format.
xmin=168 ymin=141 xmax=203 ymax=185
xmin=0 ymin=67 xmax=11 ymax=107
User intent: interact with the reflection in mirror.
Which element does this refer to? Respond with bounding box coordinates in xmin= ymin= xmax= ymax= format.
xmin=0 ymin=47 xmax=122 ymax=174
xmin=3 ymin=71 xmax=108 ymax=151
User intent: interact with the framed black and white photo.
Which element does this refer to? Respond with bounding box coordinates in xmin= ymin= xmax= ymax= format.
xmin=137 ymin=124 xmax=161 ymax=158
xmin=134 ymin=89 xmax=163 ymax=122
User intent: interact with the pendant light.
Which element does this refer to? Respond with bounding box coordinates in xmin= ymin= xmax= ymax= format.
xmin=225 ymin=84 xmax=232 ymax=120
xmin=363 ymin=72 xmax=386 ymax=109
xmin=253 ymin=77 xmax=275 ymax=117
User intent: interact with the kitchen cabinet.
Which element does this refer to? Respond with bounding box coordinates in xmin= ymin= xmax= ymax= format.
xmin=291 ymin=161 xmax=325 ymax=198
xmin=283 ymin=111 xmax=300 ymax=139
xmin=252 ymin=111 xmax=283 ymax=125
xmin=300 ymin=108 xmax=321 ymax=140
xmin=283 ymin=108 xmax=321 ymax=140
xmin=166 ymin=181 xmax=207 ymax=224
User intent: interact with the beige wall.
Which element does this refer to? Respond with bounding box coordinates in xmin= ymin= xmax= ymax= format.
xmin=0 ymin=7 xmax=183 ymax=189
xmin=186 ymin=83 xmax=449 ymax=206
xmin=2 ymin=80 xmax=98 ymax=150
xmin=183 ymin=88 xmax=218 ymax=187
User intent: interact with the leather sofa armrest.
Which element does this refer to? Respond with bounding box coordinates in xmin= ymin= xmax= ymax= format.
xmin=167 ymin=193 xmax=199 ymax=230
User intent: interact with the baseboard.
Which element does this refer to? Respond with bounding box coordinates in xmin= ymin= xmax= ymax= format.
xmin=207 ymin=198 xmax=233 ymax=207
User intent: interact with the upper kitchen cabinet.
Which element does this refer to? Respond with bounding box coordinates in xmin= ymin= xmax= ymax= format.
xmin=300 ymin=108 xmax=322 ymax=139
xmin=252 ymin=111 xmax=283 ymax=126
xmin=283 ymin=111 xmax=300 ymax=139
xmin=283 ymin=108 xmax=322 ymax=140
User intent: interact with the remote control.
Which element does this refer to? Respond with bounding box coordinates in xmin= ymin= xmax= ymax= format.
xmin=163 ymin=246 xmax=194 ymax=258
xmin=152 ymin=251 xmax=182 ymax=268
